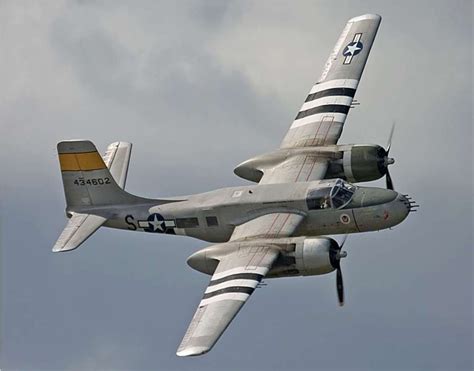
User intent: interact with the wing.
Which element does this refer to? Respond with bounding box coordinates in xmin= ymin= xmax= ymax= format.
xmin=281 ymin=14 xmax=381 ymax=149
xmin=257 ymin=14 xmax=381 ymax=185
xmin=177 ymin=212 xmax=305 ymax=356
xmin=177 ymin=245 xmax=279 ymax=357
xmin=102 ymin=141 xmax=132 ymax=189
xmin=52 ymin=213 xmax=106 ymax=252
xmin=231 ymin=212 xmax=305 ymax=241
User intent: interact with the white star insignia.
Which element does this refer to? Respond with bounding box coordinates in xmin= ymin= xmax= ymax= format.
xmin=346 ymin=43 xmax=361 ymax=56
xmin=148 ymin=214 xmax=165 ymax=232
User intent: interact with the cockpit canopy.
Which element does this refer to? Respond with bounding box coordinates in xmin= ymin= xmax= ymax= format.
xmin=306 ymin=179 xmax=356 ymax=210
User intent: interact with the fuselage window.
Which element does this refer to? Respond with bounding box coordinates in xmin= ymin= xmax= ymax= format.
xmin=176 ymin=217 xmax=199 ymax=228
xmin=206 ymin=216 xmax=219 ymax=227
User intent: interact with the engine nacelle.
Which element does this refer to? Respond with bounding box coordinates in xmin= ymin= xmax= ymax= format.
xmin=268 ymin=237 xmax=341 ymax=278
xmin=186 ymin=237 xmax=344 ymax=279
xmin=296 ymin=237 xmax=337 ymax=275
xmin=325 ymin=144 xmax=390 ymax=183
xmin=234 ymin=144 xmax=393 ymax=185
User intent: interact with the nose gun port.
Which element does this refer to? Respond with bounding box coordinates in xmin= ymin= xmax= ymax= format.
xmin=401 ymin=194 xmax=419 ymax=213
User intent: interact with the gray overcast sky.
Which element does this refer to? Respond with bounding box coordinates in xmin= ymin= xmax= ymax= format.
xmin=1 ymin=1 xmax=472 ymax=370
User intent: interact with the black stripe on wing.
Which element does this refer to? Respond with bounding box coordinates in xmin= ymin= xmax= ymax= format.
xmin=295 ymin=104 xmax=350 ymax=120
xmin=202 ymin=286 xmax=255 ymax=299
xmin=208 ymin=273 xmax=264 ymax=286
xmin=305 ymin=87 xmax=356 ymax=102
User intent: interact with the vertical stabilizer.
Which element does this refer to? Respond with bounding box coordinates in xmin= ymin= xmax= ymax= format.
xmin=102 ymin=141 xmax=132 ymax=189
xmin=57 ymin=140 xmax=146 ymax=208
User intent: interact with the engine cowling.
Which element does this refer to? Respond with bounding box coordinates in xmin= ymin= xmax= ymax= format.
xmin=295 ymin=237 xmax=340 ymax=276
xmin=268 ymin=237 xmax=342 ymax=278
xmin=326 ymin=144 xmax=391 ymax=183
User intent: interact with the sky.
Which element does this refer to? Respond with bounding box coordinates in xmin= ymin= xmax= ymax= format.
xmin=0 ymin=1 xmax=472 ymax=370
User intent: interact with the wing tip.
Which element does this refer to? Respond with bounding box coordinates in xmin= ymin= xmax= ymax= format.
xmin=52 ymin=244 xmax=78 ymax=253
xmin=348 ymin=14 xmax=381 ymax=23
xmin=176 ymin=346 xmax=210 ymax=357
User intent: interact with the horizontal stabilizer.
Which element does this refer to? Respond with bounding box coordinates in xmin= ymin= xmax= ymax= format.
xmin=53 ymin=213 xmax=106 ymax=252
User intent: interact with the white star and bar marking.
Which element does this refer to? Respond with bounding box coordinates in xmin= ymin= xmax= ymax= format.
xmin=138 ymin=213 xmax=176 ymax=232
xmin=343 ymin=33 xmax=363 ymax=64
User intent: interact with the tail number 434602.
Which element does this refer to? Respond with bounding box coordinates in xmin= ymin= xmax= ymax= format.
xmin=73 ymin=177 xmax=111 ymax=186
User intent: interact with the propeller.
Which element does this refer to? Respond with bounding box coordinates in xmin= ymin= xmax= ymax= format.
xmin=336 ymin=265 xmax=344 ymax=306
xmin=386 ymin=168 xmax=394 ymax=190
xmin=330 ymin=237 xmax=348 ymax=306
xmin=382 ymin=122 xmax=396 ymax=190
xmin=386 ymin=121 xmax=395 ymax=154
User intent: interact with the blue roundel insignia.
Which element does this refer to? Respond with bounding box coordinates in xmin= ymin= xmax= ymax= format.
xmin=342 ymin=41 xmax=363 ymax=57
xmin=143 ymin=213 xmax=166 ymax=233
xmin=138 ymin=213 xmax=176 ymax=234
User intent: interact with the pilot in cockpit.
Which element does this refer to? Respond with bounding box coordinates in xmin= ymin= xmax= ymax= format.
xmin=320 ymin=198 xmax=330 ymax=209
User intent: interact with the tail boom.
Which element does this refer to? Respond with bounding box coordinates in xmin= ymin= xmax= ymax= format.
xmin=54 ymin=139 xmax=184 ymax=252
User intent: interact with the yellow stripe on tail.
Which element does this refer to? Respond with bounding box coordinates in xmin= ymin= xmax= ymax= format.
xmin=59 ymin=151 xmax=107 ymax=171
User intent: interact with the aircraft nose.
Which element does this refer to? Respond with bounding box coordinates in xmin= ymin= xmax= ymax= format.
xmin=387 ymin=193 xmax=418 ymax=226
xmin=397 ymin=194 xmax=410 ymax=218
xmin=355 ymin=187 xmax=398 ymax=207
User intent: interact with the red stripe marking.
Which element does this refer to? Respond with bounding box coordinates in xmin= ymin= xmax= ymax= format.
xmin=312 ymin=122 xmax=322 ymax=146
xmin=274 ymin=213 xmax=291 ymax=236
xmin=294 ymin=156 xmax=308 ymax=182
xmin=321 ymin=118 xmax=333 ymax=145
xmin=305 ymin=158 xmax=317 ymax=181
xmin=265 ymin=214 xmax=281 ymax=237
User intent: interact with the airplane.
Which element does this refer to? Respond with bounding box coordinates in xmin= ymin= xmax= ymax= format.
xmin=53 ymin=14 xmax=417 ymax=356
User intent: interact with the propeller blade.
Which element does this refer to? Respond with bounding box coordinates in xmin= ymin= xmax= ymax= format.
xmin=386 ymin=121 xmax=396 ymax=154
xmin=386 ymin=168 xmax=394 ymax=190
xmin=340 ymin=234 xmax=348 ymax=249
xmin=336 ymin=267 xmax=344 ymax=306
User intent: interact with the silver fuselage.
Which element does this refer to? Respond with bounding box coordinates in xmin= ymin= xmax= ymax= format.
xmin=98 ymin=181 xmax=410 ymax=243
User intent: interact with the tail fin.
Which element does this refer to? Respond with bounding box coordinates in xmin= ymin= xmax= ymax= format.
xmin=57 ymin=140 xmax=147 ymax=208
xmin=103 ymin=141 xmax=132 ymax=189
